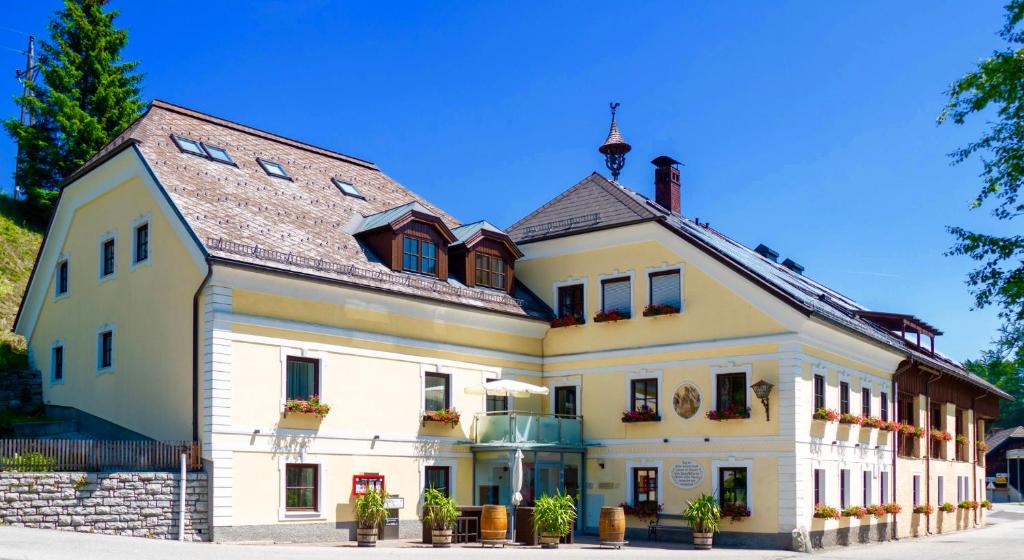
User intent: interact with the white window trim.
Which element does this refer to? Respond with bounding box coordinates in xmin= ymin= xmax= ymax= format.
xmin=880 ymin=470 xmax=890 ymax=503
xmin=624 ymin=370 xmax=663 ymax=418
xmin=597 ymin=270 xmax=635 ymax=318
xmin=644 ymin=262 xmax=685 ymax=312
xmin=548 ymin=377 xmax=582 ymax=416
xmin=839 ymin=468 xmax=851 ymax=508
xmin=710 ymin=363 xmax=753 ymax=412
xmin=551 ymin=277 xmax=588 ymax=321
xmin=279 ymin=348 xmax=326 ymax=407
xmin=129 ymin=213 xmax=152 ymax=270
xmin=812 ymin=364 xmax=829 ymax=409
xmin=813 ymin=466 xmax=827 ymax=505
xmin=278 ymin=457 xmax=326 ymax=521
xmin=912 ymin=473 xmax=922 ymax=506
xmin=96 ymin=323 xmax=115 ymax=375
xmin=97 ymin=230 xmax=118 ymax=283
xmin=624 ymin=460 xmax=664 ymax=507
xmin=50 ymin=339 xmax=65 ymax=385
xmin=53 ymin=254 xmax=70 ymax=301
xmin=420 ymin=458 xmax=458 ymax=515
xmin=711 ymin=459 xmax=754 ymax=510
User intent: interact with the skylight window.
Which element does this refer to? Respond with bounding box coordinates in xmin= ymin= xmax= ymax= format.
xmin=332 ymin=178 xmax=364 ymax=199
xmin=258 ymin=158 xmax=290 ymax=179
xmin=172 ymin=135 xmax=207 ymax=157
xmin=203 ymin=144 xmax=234 ymax=165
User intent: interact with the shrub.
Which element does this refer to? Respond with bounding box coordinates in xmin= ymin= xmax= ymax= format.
xmin=0 ymin=452 xmax=56 ymax=472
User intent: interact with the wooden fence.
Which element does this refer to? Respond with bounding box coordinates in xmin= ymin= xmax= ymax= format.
xmin=0 ymin=440 xmax=202 ymax=472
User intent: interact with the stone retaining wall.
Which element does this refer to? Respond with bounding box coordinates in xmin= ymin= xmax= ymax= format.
xmin=0 ymin=471 xmax=209 ymax=541
xmin=0 ymin=368 xmax=42 ymax=413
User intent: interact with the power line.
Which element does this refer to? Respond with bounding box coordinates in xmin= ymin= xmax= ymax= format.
xmin=0 ymin=45 xmax=24 ymax=55
xmin=0 ymin=25 xmax=31 ymax=37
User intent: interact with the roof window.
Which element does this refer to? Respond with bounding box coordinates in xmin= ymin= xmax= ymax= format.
xmin=332 ymin=178 xmax=364 ymax=199
xmin=172 ymin=135 xmax=207 ymax=157
xmin=258 ymin=158 xmax=290 ymax=179
xmin=203 ymin=144 xmax=234 ymax=165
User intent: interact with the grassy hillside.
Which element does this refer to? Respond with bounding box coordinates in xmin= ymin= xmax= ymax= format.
xmin=0 ymin=196 xmax=43 ymax=369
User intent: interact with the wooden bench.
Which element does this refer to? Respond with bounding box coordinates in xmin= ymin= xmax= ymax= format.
xmin=647 ymin=513 xmax=688 ymax=542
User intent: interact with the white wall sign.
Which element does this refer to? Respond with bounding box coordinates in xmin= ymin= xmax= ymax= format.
xmin=670 ymin=460 xmax=704 ymax=489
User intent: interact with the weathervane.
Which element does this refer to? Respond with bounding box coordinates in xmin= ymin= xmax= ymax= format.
xmin=598 ymin=102 xmax=631 ymax=181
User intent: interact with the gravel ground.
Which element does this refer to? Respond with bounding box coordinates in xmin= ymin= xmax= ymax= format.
xmin=2 ymin=504 xmax=1022 ymax=560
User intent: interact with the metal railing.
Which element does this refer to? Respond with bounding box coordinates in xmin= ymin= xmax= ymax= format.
xmin=472 ymin=411 xmax=583 ymax=447
xmin=0 ymin=440 xmax=202 ymax=472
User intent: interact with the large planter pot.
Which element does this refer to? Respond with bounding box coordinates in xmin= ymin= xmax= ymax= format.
xmin=693 ymin=531 xmax=714 ymax=550
xmin=356 ymin=528 xmax=378 ymax=547
xmin=539 ymin=533 xmax=562 ymax=548
xmin=432 ymin=529 xmax=453 ymax=548
xmin=481 ymin=504 xmax=508 ymax=540
xmin=599 ymin=506 xmax=626 ymax=543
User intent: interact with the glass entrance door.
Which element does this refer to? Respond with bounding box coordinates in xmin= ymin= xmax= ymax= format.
xmin=537 ymin=462 xmax=561 ymax=499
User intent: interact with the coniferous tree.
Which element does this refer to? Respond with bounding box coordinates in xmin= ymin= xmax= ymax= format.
xmin=4 ymin=0 xmax=143 ymax=223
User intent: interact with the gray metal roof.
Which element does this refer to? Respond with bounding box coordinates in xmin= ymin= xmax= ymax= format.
xmin=356 ymin=201 xmax=435 ymax=234
xmin=451 ymin=220 xmax=506 ymax=245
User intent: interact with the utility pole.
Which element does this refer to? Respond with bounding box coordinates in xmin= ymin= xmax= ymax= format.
xmin=13 ymin=34 xmax=36 ymax=199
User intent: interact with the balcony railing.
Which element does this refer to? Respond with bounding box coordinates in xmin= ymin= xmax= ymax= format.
xmin=472 ymin=411 xmax=583 ymax=448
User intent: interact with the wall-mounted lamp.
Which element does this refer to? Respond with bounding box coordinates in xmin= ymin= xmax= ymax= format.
xmin=598 ymin=461 xmax=606 ymax=470
xmin=750 ymin=379 xmax=774 ymax=421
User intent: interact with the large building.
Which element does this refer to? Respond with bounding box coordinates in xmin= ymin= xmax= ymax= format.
xmin=14 ymin=100 xmax=1009 ymax=548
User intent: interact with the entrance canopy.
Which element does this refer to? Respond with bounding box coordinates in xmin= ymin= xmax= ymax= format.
xmin=465 ymin=379 xmax=549 ymax=398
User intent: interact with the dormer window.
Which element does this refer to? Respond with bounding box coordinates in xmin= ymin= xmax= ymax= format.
xmin=475 ymin=253 xmax=506 ymax=290
xmin=333 ymin=178 xmax=365 ymax=199
xmin=258 ymin=158 xmax=290 ymax=179
xmin=402 ymin=236 xmax=437 ymax=276
xmin=172 ymin=135 xmax=206 ymax=157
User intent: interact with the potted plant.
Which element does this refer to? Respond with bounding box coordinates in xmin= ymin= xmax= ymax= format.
xmin=913 ymin=504 xmax=934 ymax=514
xmin=705 ymin=404 xmax=752 ymax=421
xmin=354 ymin=487 xmax=388 ymax=547
xmin=682 ymin=493 xmax=721 ymax=550
xmin=550 ymin=315 xmax=584 ymax=328
xmin=720 ymin=502 xmax=750 ymax=521
xmin=958 ymin=500 xmax=978 ymax=510
xmin=813 ymin=504 xmax=841 ymax=520
xmin=839 ymin=413 xmax=863 ymax=425
xmin=621 ymin=406 xmax=660 ymax=423
xmin=866 ymin=504 xmax=886 ymax=518
xmin=977 ymin=441 xmax=989 ymax=453
xmin=955 ymin=434 xmax=969 ymax=445
xmin=881 ymin=503 xmax=902 ymax=515
xmin=930 ymin=428 xmax=953 ymax=442
xmin=283 ymin=395 xmax=331 ymax=417
xmin=594 ymin=309 xmax=630 ymax=323
xmin=881 ymin=420 xmax=901 ymax=432
xmin=938 ymin=502 xmax=956 ymax=513
xmin=532 ymin=491 xmax=577 ymax=548
xmin=842 ymin=506 xmax=868 ymax=519
xmin=862 ymin=416 xmax=884 ymax=429
xmin=981 ymin=499 xmax=993 ymax=510
xmin=422 ymin=487 xmax=458 ymax=547
xmin=423 ymin=407 xmax=461 ymax=428
xmin=642 ymin=303 xmax=679 ymax=317
xmin=812 ymin=407 xmax=840 ymax=422
xmin=619 ymin=501 xmax=663 ymax=521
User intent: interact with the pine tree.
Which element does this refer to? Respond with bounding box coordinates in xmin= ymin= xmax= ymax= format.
xmin=4 ymin=0 xmax=143 ymax=224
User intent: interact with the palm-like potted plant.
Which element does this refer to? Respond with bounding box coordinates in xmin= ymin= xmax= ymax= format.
xmin=532 ymin=491 xmax=577 ymax=548
xmin=354 ymin=487 xmax=388 ymax=547
xmin=422 ymin=487 xmax=458 ymax=547
xmin=682 ymin=493 xmax=721 ymax=550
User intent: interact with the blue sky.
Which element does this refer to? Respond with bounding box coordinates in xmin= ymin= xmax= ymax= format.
xmin=0 ymin=1 xmax=1014 ymax=361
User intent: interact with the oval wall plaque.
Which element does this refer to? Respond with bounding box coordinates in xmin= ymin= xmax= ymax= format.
xmin=669 ymin=460 xmax=704 ymax=489
xmin=672 ymin=382 xmax=702 ymax=419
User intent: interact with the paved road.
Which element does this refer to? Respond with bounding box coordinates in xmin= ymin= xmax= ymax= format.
xmin=2 ymin=505 xmax=1022 ymax=560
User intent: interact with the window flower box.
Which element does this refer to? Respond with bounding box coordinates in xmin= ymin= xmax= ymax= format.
xmin=976 ymin=441 xmax=988 ymax=452
xmin=938 ymin=502 xmax=956 ymax=513
xmin=283 ymin=395 xmax=330 ymax=418
xmin=912 ymin=504 xmax=933 ymax=515
xmin=842 ymin=506 xmax=868 ymax=519
xmin=930 ymin=429 xmax=953 ymax=442
xmin=865 ymin=504 xmax=887 ymax=518
xmin=880 ymin=420 xmax=901 ymax=432
xmin=594 ymin=309 xmax=630 ymax=323
xmin=981 ymin=499 xmax=993 ymax=510
xmin=899 ymin=423 xmax=924 ymax=438
xmin=812 ymin=407 xmax=839 ymax=422
xmin=621 ymin=407 xmax=661 ymax=423
xmin=958 ymin=500 xmax=978 ymax=510
xmin=422 ymin=408 xmax=461 ymax=428
xmin=955 ymin=434 xmax=968 ymax=445
xmin=813 ymin=504 xmax=840 ymax=520
xmin=838 ymin=413 xmax=863 ymax=426
xmin=721 ymin=502 xmax=751 ymax=521
xmin=642 ymin=303 xmax=679 ymax=317
xmin=619 ymin=502 xmax=663 ymax=521
xmin=706 ymin=404 xmax=751 ymax=421
xmin=550 ymin=315 xmax=584 ymax=328
xmin=862 ymin=416 xmax=884 ymax=429
xmin=881 ymin=503 xmax=902 ymax=515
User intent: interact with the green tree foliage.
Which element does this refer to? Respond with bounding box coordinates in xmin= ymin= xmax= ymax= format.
xmin=4 ymin=0 xmax=143 ymax=224
xmin=966 ymin=352 xmax=1024 ymax=429
xmin=939 ymin=1 xmax=1024 ymax=361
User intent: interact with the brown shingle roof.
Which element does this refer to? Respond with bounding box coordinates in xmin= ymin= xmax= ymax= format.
xmin=76 ymin=100 xmax=549 ymax=319
xmin=986 ymin=426 xmax=1024 ymax=452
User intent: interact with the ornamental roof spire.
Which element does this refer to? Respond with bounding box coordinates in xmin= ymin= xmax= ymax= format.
xmin=598 ymin=102 xmax=631 ymax=181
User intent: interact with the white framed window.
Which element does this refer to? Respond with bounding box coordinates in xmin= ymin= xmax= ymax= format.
xmin=97 ymin=230 xmax=117 ymax=282
xmin=419 ymin=458 xmax=458 ymax=514
xmin=96 ymin=324 xmax=115 ymax=374
xmin=839 ymin=469 xmax=850 ymax=509
xmin=624 ymin=370 xmax=662 ymax=418
xmin=130 ymin=214 xmax=151 ymax=269
xmin=50 ymin=340 xmax=65 ymax=385
xmin=54 ymin=255 xmax=70 ymax=300
xmin=912 ymin=474 xmax=921 ymax=506
xmin=600 ymin=275 xmax=633 ymax=317
xmin=279 ymin=348 xmax=325 ymax=406
xmin=278 ymin=457 xmax=325 ymax=520
xmin=712 ymin=459 xmax=754 ymax=510
xmin=547 ymin=378 xmax=581 ymax=416
xmin=645 ymin=263 xmax=684 ymax=312
xmin=710 ymin=363 xmax=752 ymax=414
xmin=813 ymin=467 xmax=826 ymax=505
xmin=625 ymin=460 xmax=663 ymax=507
xmin=880 ymin=471 xmax=889 ymax=503
xmin=862 ymin=470 xmax=871 ymax=506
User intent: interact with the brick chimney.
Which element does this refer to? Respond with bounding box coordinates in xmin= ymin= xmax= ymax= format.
xmin=652 ymin=155 xmax=681 ymax=214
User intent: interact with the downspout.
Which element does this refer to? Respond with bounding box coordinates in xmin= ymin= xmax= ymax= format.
xmin=924 ymin=368 xmax=943 ymax=535
xmin=192 ymin=260 xmax=213 ymax=443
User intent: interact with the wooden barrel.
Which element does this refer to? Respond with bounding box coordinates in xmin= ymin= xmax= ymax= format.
xmin=599 ymin=506 xmax=625 ymax=543
xmin=480 ymin=505 xmax=508 ymax=540
xmin=693 ymin=531 xmax=713 ymax=550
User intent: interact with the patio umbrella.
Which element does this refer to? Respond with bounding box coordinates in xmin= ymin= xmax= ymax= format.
xmin=465 ymin=379 xmax=550 ymax=398
xmin=509 ymin=449 xmax=524 ymax=542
